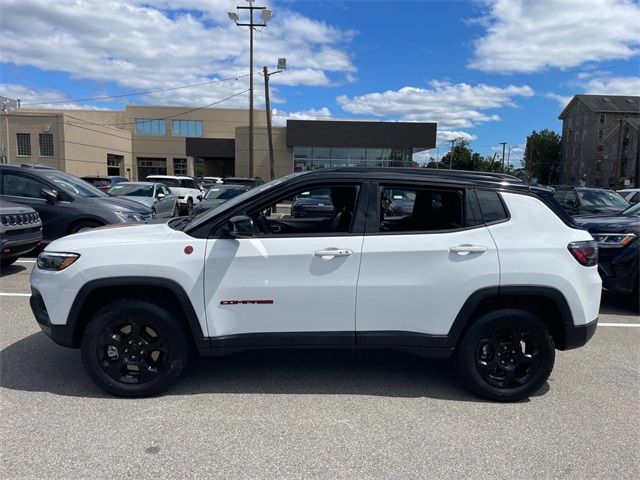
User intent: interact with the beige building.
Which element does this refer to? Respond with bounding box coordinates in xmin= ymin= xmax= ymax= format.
xmin=1 ymin=102 xmax=437 ymax=181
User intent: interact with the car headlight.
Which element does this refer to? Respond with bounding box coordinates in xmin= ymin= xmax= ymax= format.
xmin=37 ymin=252 xmax=80 ymax=271
xmin=115 ymin=211 xmax=145 ymax=223
xmin=591 ymin=232 xmax=637 ymax=248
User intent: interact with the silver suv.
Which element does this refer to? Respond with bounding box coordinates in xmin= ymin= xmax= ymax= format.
xmin=0 ymin=200 xmax=42 ymax=267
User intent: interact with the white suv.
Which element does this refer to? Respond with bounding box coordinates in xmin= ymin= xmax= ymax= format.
xmin=30 ymin=168 xmax=601 ymax=401
xmin=145 ymin=175 xmax=202 ymax=214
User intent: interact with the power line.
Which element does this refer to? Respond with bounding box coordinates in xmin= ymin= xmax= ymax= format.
xmin=20 ymin=74 xmax=254 ymax=106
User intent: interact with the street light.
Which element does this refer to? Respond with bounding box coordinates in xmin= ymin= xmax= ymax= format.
xmin=228 ymin=0 xmax=272 ymax=178
xmin=263 ymin=58 xmax=286 ymax=180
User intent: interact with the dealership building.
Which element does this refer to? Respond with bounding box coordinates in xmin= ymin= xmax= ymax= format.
xmin=0 ymin=103 xmax=436 ymax=180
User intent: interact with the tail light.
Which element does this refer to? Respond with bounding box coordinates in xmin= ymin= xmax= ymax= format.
xmin=568 ymin=240 xmax=598 ymax=266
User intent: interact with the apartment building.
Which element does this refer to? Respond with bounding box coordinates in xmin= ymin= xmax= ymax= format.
xmin=558 ymin=94 xmax=639 ymax=187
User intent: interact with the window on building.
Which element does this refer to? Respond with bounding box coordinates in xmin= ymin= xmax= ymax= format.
xmin=582 ymin=130 xmax=587 ymax=140
xmin=574 ymin=131 xmax=579 ymax=141
xmin=107 ymin=154 xmax=123 ymax=176
xmin=598 ymin=129 xmax=604 ymax=141
xmin=172 ymin=120 xmax=203 ymax=137
xmin=135 ymin=119 xmax=167 ymax=136
xmin=599 ymin=114 xmax=606 ymax=124
xmin=292 ymin=146 xmax=414 ymax=171
xmin=39 ymin=134 xmax=54 ymax=156
xmin=16 ymin=133 xmax=31 ymax=156
xmin=173 ymin=158 xmax=187 ymax=175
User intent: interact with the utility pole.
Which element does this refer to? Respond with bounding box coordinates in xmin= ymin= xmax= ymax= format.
xmin=449 ymin=139 xmax=455 ymax=169
xmin=635 ymin=125 xmax=640 ymax=187
xmin=499 ymin=142 xmax=507 ymax=172
xmin=228 ymin=1 xmax=272 ymax=178
xmin=507 ymin=146 xmax=511 ymax=171
xmin=263 ymin=59 xmax=286 ymax=180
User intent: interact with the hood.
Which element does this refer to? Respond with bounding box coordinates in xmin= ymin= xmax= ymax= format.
xmin=574 ymin=214 xmax=640 ymax=235
xmin=111 ymin=196 xmax=155 ymax=208
xmin=0 ymin=199 xmax=36 ymax=214
xmin=87 ymin=195 xmax=153 ymax=213
xmin=45 ymin=222 xmax=174 ymax=251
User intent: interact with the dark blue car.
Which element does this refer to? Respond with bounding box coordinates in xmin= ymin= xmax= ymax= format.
xmin=291 ymin=188 xmax=334 ymax=218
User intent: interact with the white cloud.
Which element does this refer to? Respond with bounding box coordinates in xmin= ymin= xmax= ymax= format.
xmin=469 ymin=0 xmax=640 ymax=73
xmin=336 ymin=81 xmax=534 ymax=129
xmin=272 ymin=107 xmax=332 ymax=126
xmin=547 ymin=74 xmax=640 ymax=108
xmin=0 ymin=0 xmax=356 ymax=107
xmin=0 ymin=83 xmax=109 ymax=110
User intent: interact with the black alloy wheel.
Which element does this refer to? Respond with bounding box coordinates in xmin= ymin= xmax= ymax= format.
xmin=457 ymin=308 xmax=555 ymax=402
xmin=97 ymin=318 xmax=169 ymax=385
xmin=82 ymin=299 xmax=189 ymax=397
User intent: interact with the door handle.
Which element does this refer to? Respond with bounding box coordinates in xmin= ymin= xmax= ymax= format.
xmin=314 ymin=248 xmax=353 ymax=258
xmin=449 ymin=245 xmax=487 ymax=255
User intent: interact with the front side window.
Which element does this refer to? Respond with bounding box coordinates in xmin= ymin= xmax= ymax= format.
xmin=2 ymin=173 xmax=47 ymax=199
xmin=245 ymin=184 xmax=359 ymax=235
xmin=378 ymin=186 xmax=464 ymax=232
xmin=42 ymin=171 xmax=106 ymax=197
xmin=172 ymin=120 xmax=203 ymax=137
xmin=39 ymin=134 xmax=54 ymax=156
xmin=107 ymin=154 xmax=123 ymax=175
xmin=135 ymin=119 xmax=166 ymax=136
xmin=16 ymin=133 xmax=31 ymax=156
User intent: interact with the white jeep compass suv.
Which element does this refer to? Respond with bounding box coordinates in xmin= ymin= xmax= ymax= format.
xmin=30 ymin=168 xmax=601 ymax=401
xmin=145 ymin=175 xmax=202 ymax=214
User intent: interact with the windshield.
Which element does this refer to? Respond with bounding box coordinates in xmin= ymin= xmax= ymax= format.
xmin=148 ymin=177 xmax=179 ymax=188
xmin=205 ymin=186 xmax=248 ymax=200
xmin=622 ymin=203 xmax=640 ymax=216
xmin=43 ymin=171 xmax=107 ymax=197
xmin=183 ymin=172 xmax=308 ymax=231
xmin=109 ymin=183 xmax=154 ymax=197
xmin=578 ymin=190 xmax=629 ymax=209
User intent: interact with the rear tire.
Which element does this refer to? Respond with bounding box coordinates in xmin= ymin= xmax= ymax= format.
xmin=81 ymin=299 xmax=190 ymax=397
xmin=456 ymin=308 xmax=555 ymax=402
xmin=0 ymin=256 xmax=18 ymax=268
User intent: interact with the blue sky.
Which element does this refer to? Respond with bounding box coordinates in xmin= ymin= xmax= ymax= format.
xmin=1 ymin=0 xmax=639 ymax=167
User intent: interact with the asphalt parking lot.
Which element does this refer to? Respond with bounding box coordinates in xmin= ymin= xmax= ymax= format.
xmin=1 ymin=259 xmax=639 ymax=479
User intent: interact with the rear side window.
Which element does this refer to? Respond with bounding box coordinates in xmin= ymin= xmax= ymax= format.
xmin=476 ymin=190 xmax=509 ymax=223
xmin=379 ymin=186 xmax=464 ymax=233
xmin=180 ymin=179 xmax=196 ymax=189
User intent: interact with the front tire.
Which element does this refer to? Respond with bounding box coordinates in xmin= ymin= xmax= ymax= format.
xmin=70 ymin=221 xmax=102 ymax=234
xmin=456 ymin=308 xmax=555 ymax=402
xmin=81 ymin=299 xmax=190 ymax=397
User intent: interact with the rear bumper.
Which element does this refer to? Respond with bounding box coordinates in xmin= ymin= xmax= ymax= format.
xmin=562 ymin=317 xmax=598 ymax=350
xmin=30 ymin=288 xmax=76 ymax=348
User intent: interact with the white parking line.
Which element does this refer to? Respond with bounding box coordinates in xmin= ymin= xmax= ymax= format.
xmin=599 ymin=322 xmax=640 ymax=328
xmin=15 ymin=260 xmax=36 ymax=264
xmin=0 ymin=293 xmax=31 ymax=297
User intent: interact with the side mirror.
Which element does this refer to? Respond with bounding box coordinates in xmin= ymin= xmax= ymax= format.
xmin=41 ymin=188 xmax=59 ymax=204
xmin=227 ymin=215 xmax=254 ymax=238
xmin=156 ymin=193 xmax=166 ymax=199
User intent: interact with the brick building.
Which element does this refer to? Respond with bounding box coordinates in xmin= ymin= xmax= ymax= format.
xmin=558 ymin=94 xmax=639 ymax=187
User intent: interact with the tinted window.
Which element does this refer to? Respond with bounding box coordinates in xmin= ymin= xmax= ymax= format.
xmin=379 ymin=187 xmax=464 ymax=232
xmin=476 ymin=190 xmax=508 ymax=223
xmin=108 ymin=183 xmax=154 ymax=197
xmin=554 ymin=189 xmax=578 ymax=209
xmin=180 ymin=179 xmax=196 ymax=189
xmin=148 ymin=177 xmax=179 ymax=188
xmin=578 ymin=190 xmax=629 ymax=209
xmin=42 ymin=171 xmax=106 ymax=197
xmin=2 ymin=174 xmax=48 ymax=199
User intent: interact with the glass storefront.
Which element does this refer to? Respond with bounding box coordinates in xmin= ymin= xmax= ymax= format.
xmin=293 ymin=146 xmax=414 ymax=172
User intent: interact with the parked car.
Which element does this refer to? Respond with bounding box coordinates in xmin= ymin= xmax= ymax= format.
xmin=0 ymin=200 xmax=42 ymax=267
xmin=192 ymin=184 xmax=251 ymax=214
xmin=574 ymin=202 xmax=639 ymax=307
xmin=617 ymin=188 xmax=640 ymax=206
xmin=198 ymin=177 xmax=224 ymax=190
xmin=31 ymin=168 xmax=600 ymax=401
xmin=81 ymin=175 xmax=128 ymax=192
xmin=145 ymin=175 xmax=202 ymax=215
xmin=223 ymin=176 xmax=264 ymax=188
xmin=291 ymin=188 xmax=334 ymax=218
xmin=0 ymin=165 xmax=155 ymax=243
xmin=553 ymin=186 xmax=630 ymax=216
xmin=107 ymin=182 xmax=179 ymax=219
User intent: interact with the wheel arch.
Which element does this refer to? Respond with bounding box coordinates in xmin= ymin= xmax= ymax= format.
xmin=67 ymin=277 xmax=208 ymax=350
xmin=449 ymin=286 xmax=574 ymax=350
xmin=65 ymin=217 xmax=106 ymax=234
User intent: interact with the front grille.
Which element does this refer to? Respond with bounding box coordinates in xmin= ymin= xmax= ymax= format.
xmin=5 ymin=226 xmax=42 ymax=236
xmin=1 ymin=212 xmax=40 ymax=226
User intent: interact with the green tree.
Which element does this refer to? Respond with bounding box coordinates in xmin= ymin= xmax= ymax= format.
xmin=523 ymin=129 xmax=562 ymax=184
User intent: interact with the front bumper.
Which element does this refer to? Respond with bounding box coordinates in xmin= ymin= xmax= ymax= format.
xmin=562 ymin=317 xmax=598 ymax=350
xmin=1 ymin=230 xmax=43 ymax=258
xmin=30 ymin=288 xmax=76 ymax=348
